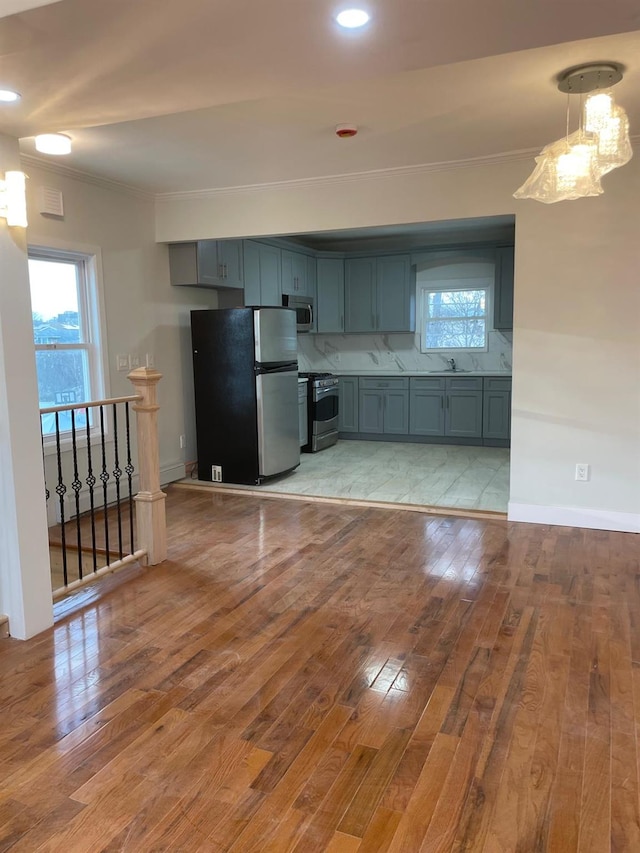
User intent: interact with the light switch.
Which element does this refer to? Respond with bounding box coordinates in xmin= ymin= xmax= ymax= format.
xmin=129 ymin=354 xmax=140 ymax=369
xmin=116 ymin=354 xmax=129 ymax=372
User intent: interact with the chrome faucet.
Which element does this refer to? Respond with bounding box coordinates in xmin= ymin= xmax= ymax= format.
xmin=447 ymin=358 xmax=456 ymax=371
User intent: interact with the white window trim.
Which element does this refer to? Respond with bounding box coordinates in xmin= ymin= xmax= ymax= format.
xmin=29 ymin=239 xmax=111 ymax=455
xmin=419 ymin=278 xmax=493 ymax=354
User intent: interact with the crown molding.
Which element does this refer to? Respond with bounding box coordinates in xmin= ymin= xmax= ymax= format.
xmin=21 ymin=133 xmax=640 ymax=205
xmin=19 ymin=153 xmax=154 ymax=201
xmin=154 ymin=147 xmax=549 ymax=203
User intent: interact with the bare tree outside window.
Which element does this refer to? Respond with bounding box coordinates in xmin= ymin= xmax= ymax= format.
xmin=423 ymin=288 xmax=487 ymax=350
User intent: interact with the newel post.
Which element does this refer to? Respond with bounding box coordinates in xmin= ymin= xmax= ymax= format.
xmin=128 ymin=367 xmax=166 ymax=565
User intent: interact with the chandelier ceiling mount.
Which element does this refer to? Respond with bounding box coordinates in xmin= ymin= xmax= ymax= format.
xmin=556 ymin=62 xmax=623 ymax=95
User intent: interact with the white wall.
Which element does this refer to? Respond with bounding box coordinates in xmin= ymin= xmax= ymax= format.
xmin=0 ymin=136 xmax=53 ymax=637
xmin=156 ymin=156 xmax=640 ymax=532
xmin=24 ymin=163 xmax=219 ymax=479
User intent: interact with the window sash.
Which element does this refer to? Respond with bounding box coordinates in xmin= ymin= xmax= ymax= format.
xmin=29 ymin=246 xmax=106 ymax=446
xmin=421 ymin=285 xmax=489 ymax=352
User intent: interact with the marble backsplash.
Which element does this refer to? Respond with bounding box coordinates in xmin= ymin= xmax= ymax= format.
xmin=298 ymin=330 xmax=512 ymax=374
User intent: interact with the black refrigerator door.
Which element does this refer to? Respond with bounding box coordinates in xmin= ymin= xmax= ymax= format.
xmin=191 ymin=309 xmax=260 ymax=484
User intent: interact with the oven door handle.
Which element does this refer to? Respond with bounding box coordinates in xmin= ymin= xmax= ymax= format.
xmin=313 ymin=387 xmax=339 ymax=401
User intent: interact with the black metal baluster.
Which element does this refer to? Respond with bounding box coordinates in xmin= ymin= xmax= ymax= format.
xmin=41 ymin=421 xmax=50 ymax=505
xmin=54 ymin=412 xmax=68 ymax=587
xmin=99 ymin=405 xmax=110 ymax=564
xmin=125 ymin=402 xmax=135 ymax=553
xmin=112 ymin=403 xmax=123 ymax=560
xmin=85 ymin=406 xmax=98 ymax=574
xmin=70 ymin=409 xmax=83 ymax=581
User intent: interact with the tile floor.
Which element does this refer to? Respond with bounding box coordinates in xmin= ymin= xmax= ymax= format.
xmin=255 ymin=440 xmax=510 ymax=512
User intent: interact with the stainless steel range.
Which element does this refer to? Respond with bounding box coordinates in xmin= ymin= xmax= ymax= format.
xmin=299 ymin=372 xmax=339 ymax=452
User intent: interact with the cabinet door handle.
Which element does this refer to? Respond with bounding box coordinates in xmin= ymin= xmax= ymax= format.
xmin=224 ymin=264 xmax=228 ymax=278
xmin=440 ymin=396 xmax=444 ymax=409
xmin=218 ymin=263 xmax=222 ymax=278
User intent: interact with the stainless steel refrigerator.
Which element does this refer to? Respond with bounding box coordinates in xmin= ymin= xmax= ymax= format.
xmin=191 ymin=307 xmax=300 ymax=485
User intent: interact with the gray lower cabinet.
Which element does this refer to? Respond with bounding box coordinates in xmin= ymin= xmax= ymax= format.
xmin=359 ymin=378 xmax=409 ymax=435
xmin=482 ymin=377 xmax=512 ymax=439
xmin=317 ymin=259 xmax=345 ymax=333
xmin=243 ymin=241 xmax=281 ymax=307
xmin=409 ymin=376 xmax=483 ymax=439
xmin=343 ymin=375 xmax=509 ymax=443
xmin=409 ymin=378 xmax=445 ymax=436
xmin=338 ymin=377 xmax=358 ymax=432
xmin=446 ymin=386 xmax=483 ymax=438
xmin=359 ymin=389 xmax=384 ymax=433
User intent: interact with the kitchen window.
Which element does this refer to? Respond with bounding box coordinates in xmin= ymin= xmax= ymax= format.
xmin=29 ymin=246 xmax=106 ymax=437
xmin=420 ymin=279 xmax=490 ymax=352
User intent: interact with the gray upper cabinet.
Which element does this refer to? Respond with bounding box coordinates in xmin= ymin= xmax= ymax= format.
xmin=345 ymin=255 xmax=415 ymax=333
xmin=306 ymin=256 xmax=317 ymax=303
xmin=345 ymin=258 xmax=377 ymax=332
xmin=338 ymin=377 xmax=359 ymax=432
xmin=317 ymin=259 xmax=345 ymax=334
xmin=376 ymin=256 xmax=415 ymax=332
xmin=169 ymin=240 xmax=244 ymax=289
xmin=494 ymin=246 xmax=514 ymax=331
xmin=281 ymin=250 xmax=309 ymax=297
xmin=243 ymin=241 xmax=282 ymax=307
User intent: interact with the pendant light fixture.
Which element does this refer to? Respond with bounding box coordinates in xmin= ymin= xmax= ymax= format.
xmin=514 ymin=63 xmax=632 ymax=203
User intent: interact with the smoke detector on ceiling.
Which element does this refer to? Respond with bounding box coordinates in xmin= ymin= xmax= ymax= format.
xmin=336 ymin=123 xmax=358 ymax=138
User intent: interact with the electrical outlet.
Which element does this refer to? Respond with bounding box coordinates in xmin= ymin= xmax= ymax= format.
xmin=575 ymin=463 xmax=590 ymax=482
xmin=116 ymin=354 xmax=129 ymax=372
xmin=129 ymin=354 xmax=140 ymax=369
xmin=211 ymin=465 xmax=223 ymax=482
xmin=179 ymin=435 xmax=185 ymax=449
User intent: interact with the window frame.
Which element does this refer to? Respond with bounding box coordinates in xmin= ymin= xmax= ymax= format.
xmin=28 ymin=240 xmax=110 ymax=452
xmin=419 ymin=278 xmax=492 ymax=354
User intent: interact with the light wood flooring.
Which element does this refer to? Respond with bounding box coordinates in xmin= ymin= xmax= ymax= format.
xmin=1 ymin=486 xmax=639 ymax=851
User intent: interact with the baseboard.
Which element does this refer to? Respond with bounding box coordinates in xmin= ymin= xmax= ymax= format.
xmin=508 ymin=502 xmax=640 ymax=534
xmin=160 ymin=462 xmax=186 ymax=485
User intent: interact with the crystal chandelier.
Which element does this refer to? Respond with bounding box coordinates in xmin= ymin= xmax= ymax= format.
xmin=514 ymin=63 xmax=632 ymax=204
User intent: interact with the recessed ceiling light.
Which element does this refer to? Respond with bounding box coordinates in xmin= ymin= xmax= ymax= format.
xmin=0 ymin=89 xmax=21 ymax=103
xmin=34 ymin=133 xmax=72 ymax=155
xmin=336 ymin=8 xmax=370 ymax=28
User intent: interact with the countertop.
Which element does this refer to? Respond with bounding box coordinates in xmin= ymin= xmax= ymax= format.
xmin=331 ymin=370 xmax=512 ymax=378
xmin=297 ymin=377 xmax=309 ymax=383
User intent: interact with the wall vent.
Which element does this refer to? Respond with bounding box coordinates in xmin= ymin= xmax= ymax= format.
xmin=38 ymin=186 xmax=64 ymax=217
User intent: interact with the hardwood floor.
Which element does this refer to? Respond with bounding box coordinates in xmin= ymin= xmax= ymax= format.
xmin=1 ymin=486 xmax=639 ymax=851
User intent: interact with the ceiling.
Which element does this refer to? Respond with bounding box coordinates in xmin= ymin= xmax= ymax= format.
xmin=0 ymin=0 xmax=639 ymax=194
xmin=287 ymin=216 xmax=515 ymax=253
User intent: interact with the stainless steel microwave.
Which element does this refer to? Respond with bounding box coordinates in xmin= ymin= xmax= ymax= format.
xmin=282 ymin=294 xmax=314 ymax=333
